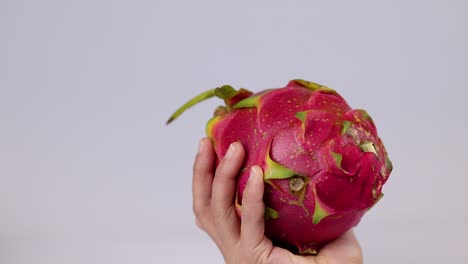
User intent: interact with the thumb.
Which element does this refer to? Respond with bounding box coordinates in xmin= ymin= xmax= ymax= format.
xmin=318 ymin=229 xmax=363 ymax=264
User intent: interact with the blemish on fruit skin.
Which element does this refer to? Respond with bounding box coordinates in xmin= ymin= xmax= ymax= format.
xmin=290 ymin=177 xmax=305 ymax=192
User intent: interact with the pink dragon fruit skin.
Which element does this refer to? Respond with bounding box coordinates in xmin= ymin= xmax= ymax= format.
xmin=168 ymin=79 xmax=392 ymax=254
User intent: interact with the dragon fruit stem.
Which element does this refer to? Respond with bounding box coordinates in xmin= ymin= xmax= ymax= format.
xmin=166 ymin=89 xmax=216 ymax=124
xmin=166 ymin=85 xmax=239 ymax=124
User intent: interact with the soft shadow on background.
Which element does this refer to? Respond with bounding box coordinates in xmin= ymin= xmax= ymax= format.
xmin=1 ymin=1 xmax=467 ymax=263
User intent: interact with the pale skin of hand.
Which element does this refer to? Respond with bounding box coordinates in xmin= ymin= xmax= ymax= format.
xmin=193 ymin=138 xmax=363 ymax=264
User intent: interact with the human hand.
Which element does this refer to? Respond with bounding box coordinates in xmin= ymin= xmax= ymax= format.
xmin=193 ymin=138 xmax=363 ymax=264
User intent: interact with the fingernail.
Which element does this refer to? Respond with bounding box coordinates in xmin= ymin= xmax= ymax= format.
xmin=198 ymin=139 xmax=205 ymax=153
xmin=250 ymin=166 xmax=258 ymax=177
xmin=225 ymin=143 xmax=236 ymax=159
xmin=250 ymin=166 xmax=262 ymax=181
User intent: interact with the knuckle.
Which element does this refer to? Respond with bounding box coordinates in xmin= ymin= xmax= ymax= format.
xmin=214 ymin=161 xmax=226 ymax=177
xmin=240 ymin=204 xmax=251 ymax=219
xmin=193 ymin=203 xmax=207 ymax=217
xmin=194 ymin=217 xmax=204 ymax=230
xmin=193 ymin=206 xmax=214 ymax=233
xmin=241 ymin=201 xmax=260 ymax=219
xmin=213 ymin=206 xmax=236 ymax=222
xmin=215 ymin=155 xmax=239 ymax=177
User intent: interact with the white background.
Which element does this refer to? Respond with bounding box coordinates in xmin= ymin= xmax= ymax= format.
xmin=1 ymin=0 xmax=468 ymax=263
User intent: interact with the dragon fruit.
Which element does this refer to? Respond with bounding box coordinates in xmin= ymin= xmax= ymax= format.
xmin=167 ymin=79 xmax=392 ymax=254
